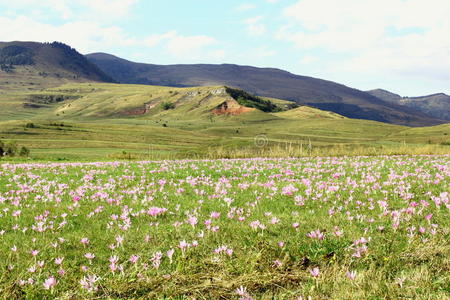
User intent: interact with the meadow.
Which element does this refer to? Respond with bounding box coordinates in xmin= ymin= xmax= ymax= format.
xmin=0 ymin=156 xmax=448 ymax=299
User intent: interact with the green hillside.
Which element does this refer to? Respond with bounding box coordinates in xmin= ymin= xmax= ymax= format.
xmin=0 ymin=82 xmax=449 ymax=160
xmin=367 ymin=89 xmax=450 ymax=121
xmin=0 ymin=41 xmax=114 ymax=92
xmin=86 ymin=52 xmax=444 ymax=127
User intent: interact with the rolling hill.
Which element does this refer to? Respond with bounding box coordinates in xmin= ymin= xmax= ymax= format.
xmin=367 ymin=89 xmax=450 ymax=121
xmin=0 ymin=82 xmax=448 ymax=160
xmin=0 ymin=41 xmax=115 ymax=91
xmin=86 ymin=52 xmax=444 ymax=127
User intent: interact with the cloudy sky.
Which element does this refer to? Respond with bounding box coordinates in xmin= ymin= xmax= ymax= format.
xmin=0 ymin=0 xmax=449 ymax=96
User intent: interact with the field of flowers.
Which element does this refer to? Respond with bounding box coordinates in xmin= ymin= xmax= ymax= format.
xmin=0 ymin=156 xmax=449 ymax=299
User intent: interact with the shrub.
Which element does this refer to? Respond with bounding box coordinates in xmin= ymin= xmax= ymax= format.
xmin=161 ymin=102 xmax=175 ymax=110
xmin=0 ymin=140 xmax=31 ymax=157
xmin=4 ymin=142 xmax=18 ymax=157
xmin=0 ymin=140 xmax=4 ymax=156
xmin=19 ymin=146 xmax=30 ymax=157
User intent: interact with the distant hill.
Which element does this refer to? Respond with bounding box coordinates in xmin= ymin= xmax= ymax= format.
xmin=0 ymin=41 xmax=115 ymax=91
xmin=85 ymin=52 xmax=444 ymax=127
xmin=367 ymin=89 xmax=450 ymax=121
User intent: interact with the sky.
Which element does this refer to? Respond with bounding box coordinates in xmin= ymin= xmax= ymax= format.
xmin=0 ymin=0 xmax=449 ymax=96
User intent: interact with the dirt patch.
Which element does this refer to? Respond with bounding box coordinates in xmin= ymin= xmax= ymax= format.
xmin=211 ymin=100 xmax=254 ymax=115
xmin=121 ymin=100 xmax=160 ymax=116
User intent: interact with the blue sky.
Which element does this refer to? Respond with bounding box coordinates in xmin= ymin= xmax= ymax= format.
xmin=0 ymin=0 xmax=449 ymax=96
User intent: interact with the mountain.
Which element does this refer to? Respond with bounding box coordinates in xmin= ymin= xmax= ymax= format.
xmin=366 ymin=89 xmax=402 ymax=103
xmin=85 ymin=52 xmax=444 ymax=127
xmin=367 ymin=89 xmax=450 ymax=121
xmin=0 ymin=41 xmax=115 ymax=91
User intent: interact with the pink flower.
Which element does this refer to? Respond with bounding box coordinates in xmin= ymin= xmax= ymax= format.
xmin=167 ymin=248 xmax=175 ymax=263
xmin=306 ymin=229 xmax=325 ymax=240
xmin=147 ymin=207 xmax=168 ymax=217
xmin=346 ymin=270 xmax=357 ymax=280
xmin=187 ymin=216 xmax=198 ymax=227
xmin=80 ymin=274 xmax=99 ymax=292
xmin=151 ymin=251 xmax=163 ymax=269
xmin=54 ymin=257 xmax=64 ymax=265
xmin=236 ymin=285 xmax=250 ymax=297
xmin=109 ymin=255 xmax=119 ymax=264
xmin=115 ymin=235 xmax=124 ymax=245
xmin=310 ymin=267 xmax=320 ymax=278
xmin=178 ymin=240 xmax=189 ymax=253
xmin=80 ymin=237 xmax=89 ymax=245
xmin=43 ymin=276 xmax=56 ymax=290
xmin=129 ymin=254 xmax=139 ymax=264
xmin=281 ymin=184 xmax=298 ymax=196
xmin=84 ymin=253 xmax=95 ymax=261
xmin=210 ymin=212 xmax=220 ymax=219
xmin=272 ymin=260 xmax=282 ymax=268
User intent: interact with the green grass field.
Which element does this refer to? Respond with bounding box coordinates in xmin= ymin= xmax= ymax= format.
xmin=0 ymin=82 xmax=448 ymax=160
xmin=0 ymin=156 xmax=448 ymax=298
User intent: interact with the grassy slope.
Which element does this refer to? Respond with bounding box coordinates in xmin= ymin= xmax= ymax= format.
xmin=0 ymin=83 xmax=449 ymax=160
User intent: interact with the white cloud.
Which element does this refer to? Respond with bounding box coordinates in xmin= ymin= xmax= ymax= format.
xmin=0 ymin=16 xmax=135 ymax=53
xmin=78 ymin=0 xmax=138 ymax=19
xmin=299 ymin=55 xmax=317 ymax=65
xmin=279 ymin=0 xmax=450 ymax=81
xmin=0 ymin=14 xmax=223 ymax=61
xmin=210 ymin=49 xmax=226 ymax=59
xmin=254 ymin=46 xmax=276 ymax=58
xmin=166 ymin=34 xmax=216 ymax=58
xmin=244 ymin=16 xmax=267 ymax=36
xmin=144 ymin=31 xmax=177 ymax=47
xmin=0 ymin=0 xmax=139 ymax=20
xmin=235 ymin=3 xmax=255 ymax=12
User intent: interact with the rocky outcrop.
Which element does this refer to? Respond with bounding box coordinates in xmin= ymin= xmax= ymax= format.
xmin=211 ymin=100 xmax=254 ymax=115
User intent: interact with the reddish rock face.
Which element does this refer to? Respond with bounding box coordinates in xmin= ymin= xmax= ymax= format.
xmin=211 ymin=100 xmax=253 ymax=115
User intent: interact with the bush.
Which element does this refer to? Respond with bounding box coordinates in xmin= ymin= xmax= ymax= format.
xmin=4 ymin=142 xmax=18 ymax=157
xmin=19 ymin=146 xmax=30 ymax=157
xmin=0 ymin=140 xmax=4 ymax=156
xmin=0 ymin=140 xmax=31 ymax=157
xmin=161 ymin=102 xmax=175 ymax=110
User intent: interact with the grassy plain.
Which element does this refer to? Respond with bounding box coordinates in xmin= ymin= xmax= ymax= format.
xmin=0 ymin=83 xmax=449 ymax=160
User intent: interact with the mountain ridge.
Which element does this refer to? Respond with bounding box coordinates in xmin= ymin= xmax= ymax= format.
xmin=367 ymin=89 xmax=450 ymax=121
